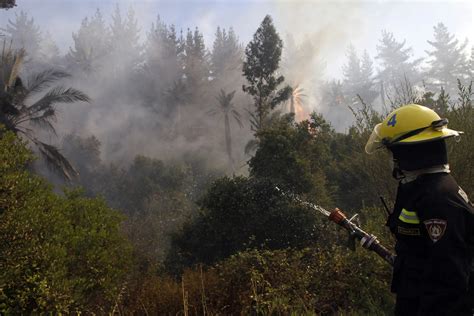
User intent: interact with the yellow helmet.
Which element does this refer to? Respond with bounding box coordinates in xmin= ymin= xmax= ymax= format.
xmin=365 ymin=104 xmax=462 ymax=154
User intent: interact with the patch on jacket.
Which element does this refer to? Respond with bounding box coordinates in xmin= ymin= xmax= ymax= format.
xmin=423 ymin=219 xmax=447 ymax=243
xmin=458 ymin=187 xmax=472 ymax=205
xmin=397 ymin=226 xmax=421 ymax=236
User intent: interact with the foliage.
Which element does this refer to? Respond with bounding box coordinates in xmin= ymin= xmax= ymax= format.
xmin=1 ymin=11 xmax=41 ymax=58
xmin=375 ymin=30 xmax=421 ymax=88
xmin=166 ymin=176 xmax=323 ymax=272
xmin=250 ymin=113 xmax=333 ymax=204
xmin=2 ymin=10 xmax=474 ymax=315
xmin=0 ymin=0 xmax=16 ymax=9
xmin=66 ymin=9 xmax=110 ymax=74
xmin=123 ymin=206 xmax=394 ymax=314
xmin=426 ymin=23 xmax=470 ymax=93
xmin=211 ymin=26 xmax=242 ymax=80
xmin=210 ymin=244 xmax=393 ymax=315
xmin=207 ymin=89 xmax=243 ymax=171
xmin=182 ymin=27 xmax=210 ymax=93
xmin=342 ymin=46 xmax=378 ymax=106
xmin=469 ymin=46 xmax=474 ymax=78
xmin=417 ymin=86 xmax=450 ymax=116
xmin=62 ymin=134 xmax=102 ymax=184
xmin=61 ymin=130 xmax=224 ymax=268
xmin=141 ymin=16 xmax=184 ymax=115
xmin=242 ymin=15 xmax=292 ymax=131
xmin=0 ymin=129 xmax=131 ymax=313
xmin=446 ymin=81 xmax=474 ymax=197
xmin=0 ymin=45 xmax=90 ymax=179
xmin=327 ymin=108 xmax=395 ymax=211
xmin=109 ymin=5 xmax=142 ymax=75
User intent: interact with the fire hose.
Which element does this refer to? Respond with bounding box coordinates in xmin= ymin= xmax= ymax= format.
xmin=276 ymin=187 xmax=395 ymax=266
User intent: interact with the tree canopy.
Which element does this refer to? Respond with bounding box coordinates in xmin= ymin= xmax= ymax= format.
xmin=242 ymin=15 xmax=292 ymax=131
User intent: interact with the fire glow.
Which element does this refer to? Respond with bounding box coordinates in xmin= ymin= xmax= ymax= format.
xmin=289 ymin=85 xmax=308 ymax=122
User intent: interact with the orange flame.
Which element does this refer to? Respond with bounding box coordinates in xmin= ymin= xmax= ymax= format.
xmin=289 ymin=85 xmax=308 ymax=122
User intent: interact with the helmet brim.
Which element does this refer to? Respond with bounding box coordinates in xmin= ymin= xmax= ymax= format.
xmin=365 ymin=125 xmax=462 ymax=154
xmin=397 ymin=127 xmax=461 ymax=144
xmin=365 ymin=123 xmax=383 ymax=154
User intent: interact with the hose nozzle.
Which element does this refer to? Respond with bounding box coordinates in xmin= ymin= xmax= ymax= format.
xmin=329 ymin=208 xmax=347 ymax=224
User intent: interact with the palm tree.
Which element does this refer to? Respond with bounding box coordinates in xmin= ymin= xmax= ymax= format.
xmin=287 ymin=84 xmax=307 ymax=121
xmin=0 ymin=44 xmax=90 ymax=180
xmin=208 ymin=89 xmax=242 ymax=171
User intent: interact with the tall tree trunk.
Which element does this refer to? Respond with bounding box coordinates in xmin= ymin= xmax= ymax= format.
xmin=290 ymin=95 xmax=295 ymax=114
xmin=172 ymin=102 xmax=182 ymax=136
xmin=224 ymin=113 xmax=234 ymax=172
xmin=380 ymin=81 xmax=387 ymax=109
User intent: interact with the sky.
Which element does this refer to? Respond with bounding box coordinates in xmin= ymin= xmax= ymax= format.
xmin=0 ymin=0 xmax=473 ymax=79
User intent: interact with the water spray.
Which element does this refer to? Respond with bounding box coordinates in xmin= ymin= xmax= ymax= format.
xmin=275 ymin=186 xmax=330 ymax=217
xmin=276 ymin=186 xmax=395 ymax=266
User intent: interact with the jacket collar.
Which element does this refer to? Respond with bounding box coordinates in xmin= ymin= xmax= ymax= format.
xmin=400 ymin=164 xmax=450 ymax=184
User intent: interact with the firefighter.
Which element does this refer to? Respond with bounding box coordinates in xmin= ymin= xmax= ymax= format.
xmin=365 ymin=104 xmax=474 ymax=315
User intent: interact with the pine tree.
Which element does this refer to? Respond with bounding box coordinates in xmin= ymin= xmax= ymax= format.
xmin=359 ymin=50 xmax=378 ymax=104
xmin=1 ymin=11 xmax=42 ymax=59
xmin=242 ymin=15 xmax=291 ymax=131
xmin=281 ymin=33 xmax=324 ymax=85
xmin=426 ymin=22 xmax=469 ymax=92
xmin=321 ymin=80 xmax=346 ymax=107
xmin=145 ymin=16 xmax=182 ymax=77
xmin=67 ymin=9 xmax=110 ymax=74
xmin=182 ymin=27 xmax=210 ymax=90
xmin=211 ymin=26 xmax=225 ymax=76
xmin=141 ymin=16 xmax=183 ymax=113
xmin=109 ymin=5 xmax=142 ymax=74
xmin=40 ymin=31 xmax=60 ymax=62
xmin=342 ymin=46 xmax=377 ymax=106
xmin=376 ymin=30 xmax=421 ymax=89
xmin=469 ymin=46 xmax=474 ymax=79
xmin=211 ymin=26 xmax=242 ymax=79
xmin=342 ymin=45 xmax=362 ymax=97
xmin=319 ymin=79 xmax=354 ymax=131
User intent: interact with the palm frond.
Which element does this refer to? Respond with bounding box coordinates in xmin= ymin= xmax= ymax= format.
xmin=29 ymin=108 xmax=57 ymax=135
xmin=215 ymin=89 xmax=226 ymax=102
xmin=27 ymin=86 xmax=90 ymax=114
xmin=216 ymin=89 xmax=236 ymax=110
xmin=6 ymin=48 xmax=25 ymax=90
xmin=1 ymin=43 xmax=23 ymax=92
xmin=0 ymin=93 xmax=19 ymax=115
xmin=27 ymin=69 xmax=71 ymax=93
xmin=206 ymin=108 xmax=219 ymax=116
xmin=226 ymin=90 xmax=236 ymax=102
xmin=35 ymin=140 xmax=78 ymax=181
xmin=231 ymin=110 xmax=243 ymax=128
xmin=244 ymin=138 xmax=259 ymax=155
xmin=231 ymin=109 xmax=242 ymax=118
xmin=245 ymin=108 xmax=260 ymax=131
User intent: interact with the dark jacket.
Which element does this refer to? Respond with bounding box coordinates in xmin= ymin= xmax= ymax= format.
xmin=387 ymin=172 xmax=474 ymax=315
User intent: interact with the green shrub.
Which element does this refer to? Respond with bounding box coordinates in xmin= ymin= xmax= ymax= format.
xmin=166 ymin=176 xmax=325 ymax=272
xmin=0 ymin=129 xmax=132 ymax=313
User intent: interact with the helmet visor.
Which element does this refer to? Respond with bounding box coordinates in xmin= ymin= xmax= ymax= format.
xmin=365 ymin=123 xmax=383 ymax=154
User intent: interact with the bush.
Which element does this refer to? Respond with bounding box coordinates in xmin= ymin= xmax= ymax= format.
xmin=122 ymin=246 xmax=394 ymax=315
xmin=0 ymin=129 xmax=132 ymax=313
xmin=166 ymin=176 xmax=325 ymax=272
xmin=122 ymin=204 xmax=394 ymax=315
